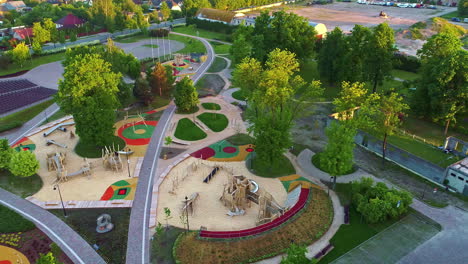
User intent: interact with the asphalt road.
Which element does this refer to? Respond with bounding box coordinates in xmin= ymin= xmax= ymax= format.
xmin=125 ymin=32 xmax=215 ymax=264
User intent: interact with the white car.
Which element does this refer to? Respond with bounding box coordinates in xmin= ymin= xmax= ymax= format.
xmin=409 ymin=3 xmax=417 ymax=7
xmin=397 ymin=3 xmax=409 ymax=7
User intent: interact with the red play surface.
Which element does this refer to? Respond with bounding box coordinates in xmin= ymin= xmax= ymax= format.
xmin=100 ymin=187 xmax=114 ymax=200
xmin=11 ymin=137 xmax=28 ymax=148
xmin=223 ymin=146 xmax=237 ymax=153
xmin=117 ymin=120 xmax=158 ymax=145
xmin=200 ymin=188 xmax=310 ymax=239
xmin=191 ymin=147 xmax=216 ymax=159
xmin=0 ymin=261 xmax=12 ymax=264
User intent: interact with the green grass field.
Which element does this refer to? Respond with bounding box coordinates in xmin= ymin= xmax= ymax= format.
xmin=201 ymin=102 xmax=221 ymax=110
xmin=0 ymin=205 xmax=36 ymax=233
xmin=74 ymin=136 xmax=126 ymax=158
xmin=174 ymin=118 xmax=207 ymax=141
xmin=440 ymin=11 xmax=460 ymax=19
xmin=0 ymin=169 xmax=43 ymax=198
xmin=0 ymin=53 xmax=65 ymax=76
xmin=391 ymin=69 xmax=420 ymax=81
xmin=172 ymin=25 xmax=230 ymax=41
xmin=114 ymin=34 xmax=150 ymax=43
xmin=232 ymin=90 xmax=246 ymax=101
xmin=250 ymin=155 xmax=296 ymax=178
xmin=169 ymin=34 xmax=206 ymax=54
xmin=226 ymin=133 xmax=255 ymax=145
xmin=197 ymin=113 xmax=228 ymax=132
xmin=143 ymin=44 xmax=159 ymax=48
xmin=401 ymin=116 xmax=468 ymax=146
xmin=0 ymin=99 xmax=55 ymax=132
xmin=207 ymin=57 xmax=227 ymax=73
xmin=210 ymin=41 xmax=231 ymax=54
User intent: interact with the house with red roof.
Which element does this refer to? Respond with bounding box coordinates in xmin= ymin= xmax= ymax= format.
xmin=12 ymin=27 xmax=33 ymax=41
xmin=55 ymin=13 xmax=86 ymax=29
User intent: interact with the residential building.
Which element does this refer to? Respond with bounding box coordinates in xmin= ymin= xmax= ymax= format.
xmin=446 ymin=158 xmax=468 ymax=195
xmin=4 ymin=1 xmax=27 ymax=12
xmin=12 ymin=27 xmax=33 ymax=41
xmin=55 ymin=13 xmax=86 ymax=29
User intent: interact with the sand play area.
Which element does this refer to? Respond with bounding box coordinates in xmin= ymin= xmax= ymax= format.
xmin=156 ymin=157 xmax=288 ymax=231
xmin=0 ymin=245 xmax=30 ymax=264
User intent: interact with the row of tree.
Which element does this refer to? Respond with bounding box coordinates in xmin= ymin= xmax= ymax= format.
xmin=317 ymin=24 xmax=395 ymax=93
xmin=184 ymin=0 xmax=290 ymax=15
xmin=0 ymin=139 xmax=39 ymax=178
xmin=230 ymin=10 xmax=317 ymax=65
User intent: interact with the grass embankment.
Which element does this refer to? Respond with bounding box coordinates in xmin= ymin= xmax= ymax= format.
xmin=0 ymin=53 xmax=65 ymax=76
xmin=0 ymin=205 xmax=36 ymax=233
xmin=172 ymin=25 xmax=230 ymax=41
xmin=195 ymin=74 xmax=225 ymax=96
xmin=51 ymin=208 xmax=130 ymax=264
xmin=231 ymin=90 xmax=246 ymax=101
xmin=197 ymin=113 xmax=228 ymax=132
xmin=207 ymin=57 xmax=227 ymax=73
xmin=312 ymin=152 xmax=357 ymax=175
xmin=210 ymin=41 xmax=231 ymax=54
xmin=0 ymin=99 xmax=55 ymax=132
xmin=174 ymin=118 xmax=207 ymax=141
xmin=0 ymin=169 xmax=43 ymax=198
xmin=201 ymin=102 xmax=221 ymax=110
xmin=114 ymin=34 xmax=150 ymax=43
xmin=169 ymin=34 xmax=206 ymax=54
xmin=318 ymin=183 xmax=408 ymax=263
xmin=226 ymin=133 xmax=254 ymax=145
xmin=74 ymin=136 xmax=126 ymax=158
xmin=175 ymin=189 xmax=333 ymax=264
xmin=250 ymin=155 xmax=296 ymax=177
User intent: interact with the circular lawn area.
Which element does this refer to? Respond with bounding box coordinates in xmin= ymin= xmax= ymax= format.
xmin=201 ymin=103 xmax=221 ymax=110
xmin=197 ymin=113 xmax=228 ymax=132
xmin=174 ymin=118 xmax=207 ymax=141
xmin=232 ymin=90 xmax=247 ymax=101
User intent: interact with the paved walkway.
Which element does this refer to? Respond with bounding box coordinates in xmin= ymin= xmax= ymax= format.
xmin=0 ymin=188 xmax=105 ymax=264
xmin=114 ymin=39 xmax=184 ymax=60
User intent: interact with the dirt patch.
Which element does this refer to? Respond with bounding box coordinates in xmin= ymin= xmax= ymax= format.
xmin=195 ymin=74 xmax=226 ymax=97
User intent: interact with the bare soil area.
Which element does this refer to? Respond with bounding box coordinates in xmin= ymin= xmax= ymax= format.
xmin=290 ymin=3 xmax=456 ymax=32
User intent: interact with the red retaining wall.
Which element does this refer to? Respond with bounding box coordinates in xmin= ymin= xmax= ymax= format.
xmin=199 ymin=188 xmax=310 ymax=239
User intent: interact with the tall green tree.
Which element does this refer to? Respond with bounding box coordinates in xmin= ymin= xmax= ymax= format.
xmin=43 ymin=18 xmax=58 ymax=47
xmin=281 ymin=243 xmax=313 ymax=264
xmin=160 ymin=2 xmax=171 ymax=21
xmin=459 ymin=0 xmax=468 ymax=16
xmin=365 ymin=23 xmax=395 ymax=93
xmin=56 ymin=53 xmax=121 ymax=146
xmin=32 ymin=21 xmax=50 ymax=45
xmin=230 ymin=33 xmax=252 ymax=65
xmin=9 ymin=150 xmax=39 ymax=177
xmin=232 ymin=57 xmax=262 ymax=100
xmin=317 ymin=27 xmax=348 ymax=84
xmin=414 ymin=33 xmax=468 ymax=136
xmin=343 ymin=25 xmax=372 ymax=83
xmin=151 ymin=62 xmax=169 ymax=96
xmin=135 ymin=76 xmax=153 ymax=105
xmin=11 ymin=42 xmax=30 ymax=68
xmin=174 ymin=77 xmax=199 ymax=112
xmin=0 ymin=139 xmax=13 ymax=169
xmin=374 ymin=91 xmax=409 ymax=165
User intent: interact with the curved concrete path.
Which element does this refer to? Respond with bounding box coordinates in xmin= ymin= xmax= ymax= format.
xmin=0 ymin=188 xmax=105 ymax=264
xmin=125 ymin=32 xmax=215 ymax=264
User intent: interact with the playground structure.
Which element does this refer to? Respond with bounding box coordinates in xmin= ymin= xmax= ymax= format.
xmin=163 ymin=53 xmax=204 ymax=77
xmin=46 ymin=139 xmax=67 ymax=148
xmin=156 ymin=157 xmax=288 ymax=231
xmin=43 ymin=121 xmax=75 ymax=137
xmin=102 ymin=145 xmax=123 ymax=172
xmin=46 ymin=152 xmax=92 ymax=182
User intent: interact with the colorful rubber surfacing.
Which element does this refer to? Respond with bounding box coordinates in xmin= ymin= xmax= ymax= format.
xmin=100 ymin=178 xmax=138 ymax=200
xmin=278 ymin=174 xmax=323 ymax=192
xmin=117 ymin=120 xmax=158 ymax=145
xmin=11 ymin=137 xmax=36 ymax=152
xmin=190 ymin=140 xmax=255 ymax=162
xmin=0 ymin=245 xmax=30 ymax=264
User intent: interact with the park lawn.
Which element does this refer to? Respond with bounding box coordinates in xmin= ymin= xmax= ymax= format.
xmin=0 ymin=99 xmax=55 ymax=132
xmin=174 ymin=118 xmax=207 ymax=141
xmin=232 ymin=90 xmax=246 ymax=101
xmin=172 ymin=25 xmax=230 ymax=41
xmin=197 ymin=113 xmax=228 ymax=132
xmin=201 ymin=102 xmax=221 ymax=110
xmin=251 ymin=155 xmax=296 ymax=178
xmin=114 ymin=34 xmax=150 ymax=43
xmin=169 ymin=34 xmax=206 ymax=54
xmin=207 ymin=57 xmax=227 ymax=73
xmin=175 ymin=189 xmax=333 ymax=264
xmin=391 ymin=69 xmax=420 ymax=81
xmin=143 ymin=44 xmax=159 ymax=48
xmin=0 ymin=169 xmax=43 ymax=198
xmin=75 ymin=135 xmax=126 ymax=158
xmin=226 ymin=133 xmax=255 ymax=145
xmin=0 ymin=53 xmax=66 ymax=76
xmin=151 ymin=226 xmax=184 ymax=263
xmin=401 ymin=115 xmax=468 ymax=146
xmin=0 ymin=205 xmax=36 ymax=233
xmin=51 ymin=208 xmax=130 ymax=264
xmin=41 ymin=109 xmax=67 ymax=125
xmin=210 ymin=41 xmax=231 ymax=54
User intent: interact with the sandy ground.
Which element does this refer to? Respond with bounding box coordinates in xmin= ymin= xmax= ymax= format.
xmin=0 ymin=245 xmax=30 ymax=264
xmin=289 ymin=3 xmax=456 ymax=32
xmin=29 ymin=118 xmax=139 ymax=202
xmin=156 ymin=157 xmax=287 ymax=231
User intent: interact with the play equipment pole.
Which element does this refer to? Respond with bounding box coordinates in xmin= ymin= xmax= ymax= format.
xmin=126 ymin=148 xmax=131 ymax=178
xmin=53 ymin=184 xmax=67 ymax=217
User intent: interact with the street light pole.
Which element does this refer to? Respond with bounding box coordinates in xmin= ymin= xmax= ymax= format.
xmin=184 ymin=196 xmax=190 ymax=232
xmin=53 ymin=184 xmax=67 ymax=217
xmin=126 ymin=148 xmax=131 ymax=178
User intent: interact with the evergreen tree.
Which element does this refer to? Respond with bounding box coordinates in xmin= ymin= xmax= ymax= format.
xmin=174 ymin=77 xmax=199 ymax=112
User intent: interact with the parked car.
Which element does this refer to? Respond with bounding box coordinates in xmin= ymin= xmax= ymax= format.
xmin=427 ymin=5 xmax=437 ymax=9
xmin=464 ymin=18 xmax=468 ymax=23
xmin=451 ymin=17 xmax=461 ymax=22
xmin=397 ymin=3 xmax=409 ymax=7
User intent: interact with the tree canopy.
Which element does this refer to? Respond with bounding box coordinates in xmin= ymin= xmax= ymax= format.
xmin=174 ymin=77 xmax=199 ymax=112
xmin=56 ymin=53 xmax=121 ymax=146
xmin=9 ymin=150 xmax=39 ymax=177
xmin=0 ymin=139 xmax=13 ymax=169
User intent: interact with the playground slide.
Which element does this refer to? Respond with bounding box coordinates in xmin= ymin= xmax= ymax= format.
xmin=43 ymin=121 xmax=75 ymax=137
xmin=46 ymin=139 xmax=67 ymax=148
xmin=203 ymin=167 xmax=219 ymax=183
xmin=250 ymin=180 xmax=259 ymax=193
xmin=66 ymin=167 xmax=90 ymax=178
xmin=117 ymin=150 xmax=134 ymax=155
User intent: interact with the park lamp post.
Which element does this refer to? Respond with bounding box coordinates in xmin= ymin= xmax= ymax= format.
xmin=126 ymin=148 xmax=131 ymax=178
xmin=185 ymin=196 xmax=190 ymax=232
xmin=53 ymin=184 xmax=67 ymax=218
